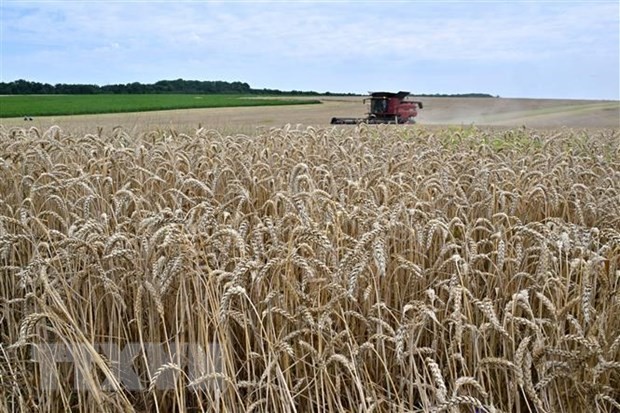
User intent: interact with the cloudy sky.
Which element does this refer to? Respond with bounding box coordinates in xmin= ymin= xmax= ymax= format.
xmin=1 ymin=0 xmax=618 ymax=99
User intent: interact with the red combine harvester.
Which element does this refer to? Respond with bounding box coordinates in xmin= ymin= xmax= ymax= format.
xmin=330 ymin=91 xmax=423 ymax=124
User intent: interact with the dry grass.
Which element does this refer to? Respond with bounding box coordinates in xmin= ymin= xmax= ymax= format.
xmin=0 ymin=124 xmax=619 ymax=412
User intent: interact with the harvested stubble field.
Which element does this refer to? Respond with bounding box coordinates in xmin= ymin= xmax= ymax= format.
xmin=3 ymin=96 xmax=618 ymax=133
xmin=0 ymin=123 xmax=619 ymax=413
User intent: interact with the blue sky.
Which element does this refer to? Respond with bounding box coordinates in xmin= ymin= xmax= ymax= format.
xmin=1 ymin=1 xmax=618 ymax=99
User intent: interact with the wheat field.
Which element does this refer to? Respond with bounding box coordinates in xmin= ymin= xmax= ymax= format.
xmin=0 ymin=124 xmax=619 ymax=412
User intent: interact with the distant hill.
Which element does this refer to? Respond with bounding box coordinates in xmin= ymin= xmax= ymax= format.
xmin=0 ymin=79 xmax=494 ymax=98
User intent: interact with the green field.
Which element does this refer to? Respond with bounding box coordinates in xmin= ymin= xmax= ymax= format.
xmin=0 ymin=94 xmax=320 ymax=118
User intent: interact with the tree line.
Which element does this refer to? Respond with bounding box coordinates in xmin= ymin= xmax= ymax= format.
xmin=0 ymin=79 xmax=494 ymax=98
xmin=0 ymin=79 xmax=325 ymax=95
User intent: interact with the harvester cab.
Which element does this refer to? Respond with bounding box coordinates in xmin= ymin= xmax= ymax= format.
xmin=331 ymin=91 xmax=423 ymax=125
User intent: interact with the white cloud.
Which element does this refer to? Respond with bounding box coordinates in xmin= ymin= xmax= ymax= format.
xmin=5 ymin=1 xmax=613 ymax=61
xmin=1 ymin=1 xmax=618 ymax=98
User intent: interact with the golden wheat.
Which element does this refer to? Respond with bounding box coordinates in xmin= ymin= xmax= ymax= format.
xmin=0 ymin=124 xmax=618 ymax=412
